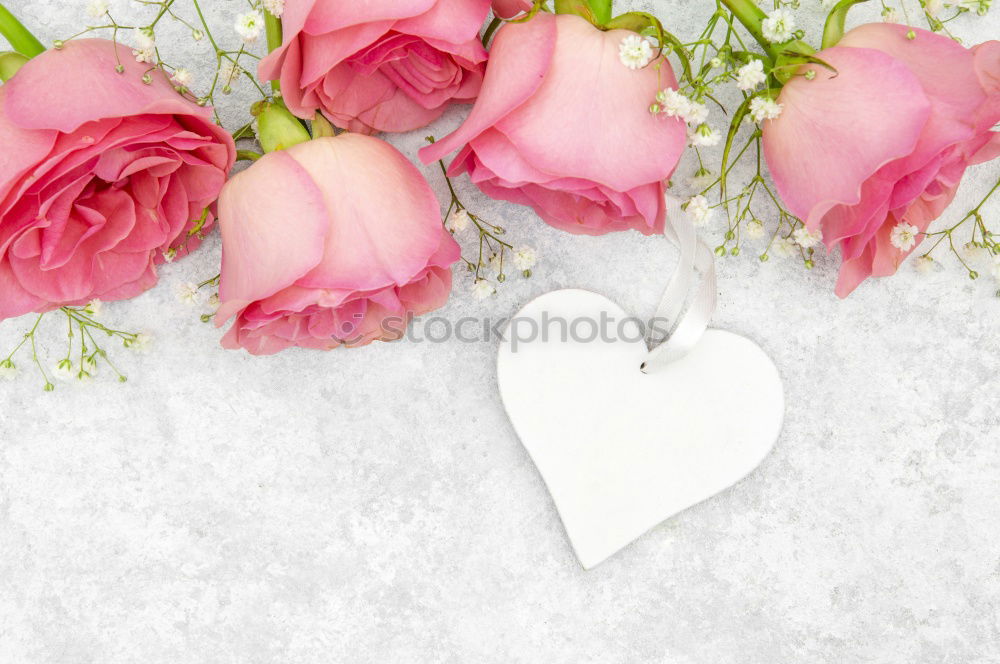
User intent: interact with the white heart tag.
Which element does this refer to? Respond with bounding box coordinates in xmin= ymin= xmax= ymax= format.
xmin=497 ymin=289 xmax=785 ymax=569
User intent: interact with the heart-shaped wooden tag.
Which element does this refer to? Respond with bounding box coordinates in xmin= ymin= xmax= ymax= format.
xmin=497 ymin=289 xmax=784 ymax=569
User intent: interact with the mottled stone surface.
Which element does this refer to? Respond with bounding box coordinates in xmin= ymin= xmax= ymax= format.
xmin=1 ymin=1 xmax=999 ymax=662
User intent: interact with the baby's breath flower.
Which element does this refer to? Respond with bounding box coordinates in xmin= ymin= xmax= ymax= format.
xmin=925 ymin=0 xmax=944 ymax=16
xmin=762 ymin=8 xmax=796 ymax=43
xmin=736 ymin=59 xmax=767 ymax=91
xmin=235 ymin=11 xmax=265 ymax=43
xmin=619 ymin=34 xmax=654 ymax=70
xmin=85 ymin=299 xmax=103 ymax=318
xmin=745 ymin=219 xmax=766 ymax=239
xmin=472 ymin=279 xmax=496 ymax=300
xmin=132 ymin=29 xmax=156 ymax=64
xmin=772 ymin=237 xmax=797 ymax=257
xmin=162 ymin=247 xmax=177 ymax=263
xmin=654 ymin=89 xmax=707 ymax=126
xmin=177 ymin=282 xmax=203 ymax=305
xmin=750 ymin=96 xmax=783 ymax=123
xmin=262 ymin=0 xmax=286 ymax=17
xmin=686 ymin=195 xmax=713 ymax=227
xmin=709 ymin=57 xmax=723 ymax=69
xmin=512 ymin=246 xmax=537 ymax=271
xmin=793 ymin=227 xmax=823 ymax=249
xmin=82 ymin=356 xmax=99 ymax=376
xmin=961 ymin=241 xmax=987 ymax=265
xmin=488 ymin=253 xmax=504 ymax=272
xmin=86 ymin=0 xmax=109 ymax=18
xmin=688 ymin=124 xmax=721 ymax=147
xmin=170 ymin=68 xmax=193 ymax=88
xmin=126 ymin=333 xmax=153 ymax=354
xmin=881 ymin=6 xmax=900 ymax=22
xmin=688 ymin=167 xmax=715 ymax=191
xmin=208 ymin=293 xmax=220 ymax=310
xmin=957 ymin=0 xmax=991 ymax=16
xmin=0 ymin=359 xmax=17 ymax=381
xmin=914 ymin=255 xmax=937 ymax=274
xmin=445 ymin=209 xmax=471 ymax=234
xmin=54 ymin=359 xmax=75 ymax=382
xmin=890 ymin=222 xmax=920 ymax=251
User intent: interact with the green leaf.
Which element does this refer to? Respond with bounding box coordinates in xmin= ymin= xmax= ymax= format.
xmin=0 ymin=49 xmax=28 ymax=82
xmin=822 ymin=0 xmax=870 ymax=49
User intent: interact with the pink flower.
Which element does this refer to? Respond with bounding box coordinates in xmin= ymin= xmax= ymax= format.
xmin=0 ymin=39 xmax=235 ymax=322
xmin=215 ymin=135 xmax=460 ymax=356
xmin=420 ymin=14 xmax=687 ymax=236
xmin=491 ymin=0 xmax=533 ymax=18
xmin=258 ymin=0 xmax=490 ymax=134
xmin=763 ymin=24 xmax=1000 ymax=297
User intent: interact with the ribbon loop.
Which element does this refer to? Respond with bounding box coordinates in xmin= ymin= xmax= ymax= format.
xmin=642 ymin=196 xmax=718 ymax=373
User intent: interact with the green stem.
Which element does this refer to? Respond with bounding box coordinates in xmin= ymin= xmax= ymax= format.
xmin=482 ymin=17 xmax=502 ymax=46
xmin=717 ymin=0 xmax=777 ymax=62
xmin=0 ymin=3 xmax=45 ymax=58
xmin=264 ymin=11 xmax=282 ymax=93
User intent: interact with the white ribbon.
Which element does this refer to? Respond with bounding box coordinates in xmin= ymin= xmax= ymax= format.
xmin=642 ymin=196 xmax=718 ymax=373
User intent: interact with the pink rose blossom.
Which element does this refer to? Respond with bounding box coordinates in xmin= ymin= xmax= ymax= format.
xmin=763 ymin=24 xmax=1000 ymax=297
xmin=0 ymin=39 xmax=236 ymax=321
xmin=420 ymin=14 xmax=687 ymax=236
xmin=215 ymin=135 xmax=460 ymax=356
xmin=258 ymin=0 xmax=490 ymax=134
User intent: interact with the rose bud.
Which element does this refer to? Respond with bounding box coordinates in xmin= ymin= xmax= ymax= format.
xmin=215 ymin=133 xmax=461 ymax=355
xmin=491 ymin=0 xmax=534 ymax=18
xmin=763 ymin=24 xmax=1000 ymax=297
xmin=420 ymin=13 xmax=687 ymax=235
xmin=258 ymin=0 xmax=490 ymax=134
xmin=0 ymin=39 xmax=235 ymax=321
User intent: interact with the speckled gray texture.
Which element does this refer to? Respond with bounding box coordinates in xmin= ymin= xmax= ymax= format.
xmin=1 ymin=1 xmax=999 ymax=662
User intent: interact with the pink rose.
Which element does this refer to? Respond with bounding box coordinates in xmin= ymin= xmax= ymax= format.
xmin=0 ymin=39 xmax=235 ymax=321
xmin=763 ymin=24 xmax=1000 ymax=297
xmin=259 ymin=0 xmax=490 ymax=134
xmin=491 ymin=0 xmax=533 ymax=18
xmin=420 ymin=13 xmax=687 ymax=236
xmin=215 ymin=135 xmax=460 ymax=356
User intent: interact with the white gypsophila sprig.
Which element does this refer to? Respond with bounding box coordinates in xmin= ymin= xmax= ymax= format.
xmin=957 ymin=0 xmax=992 ymax=15
xmin=793 ymin=227 xmax=823 ymax=249
xmin=890 ymin=222 xmax=920 ymax=252
xmin=177 ymin=282 xmax=204 ymax=305
xmin=262 ymin=0 xmax=286 ymax=18
xmin=235 ymin=11 xmax=264 ymax=43
xmin=0 ymin=359 xmax=16 ymax=381
xmin=750 ymin=96 xmax=783 ymax=122
xmin=736 ymin=59 xmax=767 ymax=91
xmin=686 ymin=195 xmax=713 ymax=227
xmin=445 ymin=209 xmax=471 ymax=234
xmin=132 ymin=29 xmax=156 ymax=64
xmin=170 ymin=68 xmax=193 ymax=89
xmin=772 ymin=237 xmax=797 ymax=258
xmin=762 ymin=8 xmax=796 ymax=44
xmin=619 ymin=34 xmax=654 ymax=70
xmin=86 ymin=0 xmax=109 ymax=18
xmin=914 ymin=255 xmax=938 ymax=274
xmin=126 ymin=333 xmax=153 ymax=354
xmin=512 ymin=246 xmax=537 ymax=271
xmin=54 ymin=360 xmax=75 ymax=382
xmin=688 ymin=124 xmax=722 ymax=147
xmin=881 ymin=6 xmax=900 ymax=22
xmin=471 ymin=279 xmax=496 ymax=300
xmin=653 ymin=89 xmax=709 ymax=126
xmin=745 ymin=219 xmax=766 ymax=239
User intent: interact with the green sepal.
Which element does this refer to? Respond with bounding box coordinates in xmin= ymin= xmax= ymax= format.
xmin=554 ymin=0 xmax=596 ymax=23
xmin=311 ymin=111 xmax=337 ymax=139
xmin=252 ymin=101 xmax=311 ymax=153
xmin=822 ymin=0 xmax=870 ymax=49
xmin=770 ymin=40 xmax=825 ymax=85
xmin=0 ymin=50 xmax=28 ymax=82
